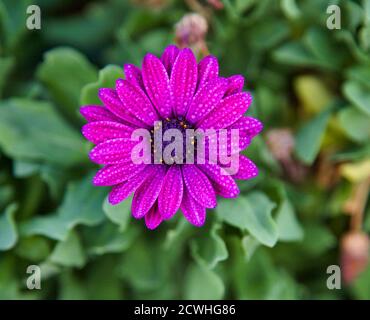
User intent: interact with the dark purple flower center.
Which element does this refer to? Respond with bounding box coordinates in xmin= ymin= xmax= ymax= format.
xmin=151 ymin=117 xmax=195 ymax=164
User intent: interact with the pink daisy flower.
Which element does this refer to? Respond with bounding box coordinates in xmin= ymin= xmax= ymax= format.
xmin=80 ymin=45 xmax=263 ymax=230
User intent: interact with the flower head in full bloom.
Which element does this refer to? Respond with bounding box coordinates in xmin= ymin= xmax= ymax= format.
xmin=80 ymin=45 xmax=263 ymax=230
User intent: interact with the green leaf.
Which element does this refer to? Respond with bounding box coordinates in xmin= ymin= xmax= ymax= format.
xmin=338 ymin=107 xmax=370 ymax=142
xmin=248 ymin=19 xmax=289 ymax=50
xmin=184 ymin=261 xmax=224 ymax=300
xmin=343 ymin=80 xmax=370 ymax=116
xmin=15 ymin=236 xmax=51 ymax=261
xmin=49 ymin=230 xmax=86 ymax=268
xmin=276 ymin=197 xmax=304 ymax=242
xmin=0 ymin=185 xmax=14 ymax=209
xmin=85 ymin=255 xmax=124 ymax=300
xmin=331 ymin=144 xmax=370 ymax=161
xmin=0 ymin=204 xmax=18 ymax=251
xmin=0 ymin=98 xmax=86 ymax=167
xmin=83 ymin=221 xmax=137 ymax=256
xmin=85 ymin=257 xmax=124 ymax=299
xmin=359 ymin=25 xmax=370 ymax=51
xmin=301 ymin=224 xmax=336 ymax=255
xmin=303 ymin=27 xmax=345 ymax=69
xmin=191 ymin=223 xmax=228 ymax=269
xmin=231 ymin=244 xmax=300 ymax=299
xmin=281 ymin=0 xmax=301 ymax=19
xmin=58 ymin=271 xmax=88 ymax=300
xmin=352 ymin=266 xmax=370 ymax=299
xmin=102 ymin=195 xmax=132 ymax=231
xmin=119 ymin=238 xmax=169 ymax=291
xmin=241 ymin=235 xmax=260 ymax=261
xmin=164 ymin=217 xmax=191 ymax=250
xmin=273 ymin=42 xmax=318 ymax=67
xmin=80 ymin=65 xmax=123 ymax=105
xmin=365 ymin=207 xmax=370 ymax=233
xmin=294 ymin=108 xmax=332 ymax=164
xmin=0 ymin=56 xmax=14 ymax=97
xmin=347 ymin=65 xmax=370 ymax=89
xmin=20 ymin=174 xmax=107 ymax=241
xmin=335 ymin=30 xmax=370 ymax=64
xmin=0 ymin=0 xmax=32 ymax=51
xmin=343 ymin=1 xmax=364 ymax=33
xmin=0 ymin=256 xmax=40 ymax=299
xmin=36 ymin=47 xmax=98 ymax=121
xmin=217 ymin=192 xmax=278 ymax=247
xmin=43 ymin=2 xmax=125 ymax=50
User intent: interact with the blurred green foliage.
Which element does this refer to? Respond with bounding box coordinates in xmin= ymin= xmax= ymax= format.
xmin=0 ymin=0 xmax=369 ymax=299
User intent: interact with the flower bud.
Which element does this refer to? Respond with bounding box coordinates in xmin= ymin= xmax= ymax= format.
xmin=341 ymin=232 xmax=369 ymax=284
xmin=266 ymin=128 xmax=295 ymax=162
xmin=207 ymin=0 xmax=224 ymax=10
xmin=175 ymin=13 xmax=208 ymax=54
xmin=266 ymin=128 xmax=307 ymax=183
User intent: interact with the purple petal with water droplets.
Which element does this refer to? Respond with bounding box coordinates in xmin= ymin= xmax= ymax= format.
xmin=198 ymin=164 xmax=239 ymax=198
xmin=229 ymin=116 xmax=263 ymax=138
xmin=124 ymin=64 xmax=144 ymax=88
xmin=180 ymin=188 xmax=206 ymax=227
xmin=197 ymin=55 xmax=219 ymax=91
xmin=170 ymin=48 xmax=198 ymax=117
xmin=145 ymin=204 xmax=163 ymax=230
xmin=132 ymin=165 xmax=166 ymax=219
xmin=182 ymin=165 xmax=216 ymax=208
xmin=198 ymin=92 xmax=252 ymax=130
xmin=216 ymin=128 xmax=251 ymax=156
xmin=108 ymin=165 xmax=157 ymax=205
xmin=161 ymin=44 xmax=180 ymax=75
xmin=222 ymin=155 xmax=258 ymax=179
xmin=142 ymin=53 xmax=172 ymax=118
xmin=186 ymin=77 xmax=228 ymax=124
xmin=98 ymin=88 xmax=145 ymax=127
xmin=89 ymin=138 xmax=136 ymax=164
xmin=82 ymin=121 xmax=134 ymax=144
xmin=80 ymin=105 xmax=121 ymax=123
xmin=158 ymin=165 xmax=183 ymax=219
xmin=225 ymin=75 xmax=244 ymax=96
xmin=116 ymin=79 xmax=159 ymax=126
xmin=93 ymin=163 xmax=146 ymax=186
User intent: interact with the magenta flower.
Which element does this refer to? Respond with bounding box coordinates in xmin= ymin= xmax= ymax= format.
xmin=80 ymin=45 xmax=262 ymax=230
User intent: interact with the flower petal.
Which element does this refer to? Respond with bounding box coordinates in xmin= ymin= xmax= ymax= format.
xmin=180 ymin=188 xmax=206 ymax=227
xmin=108 ymin=165 xmax=157 ymax=205
xmin=198 ymin=163 xmax=239 ymax=198
xmin=124 ymin=64 xmax=144 ymax=88
xmin=89 ymin=138 xmax=136 ymax=164
xmin=225 ymin=75 xmax=244 ymax=96
xmin=186 ymin=77 xmax=228 ymax=124
xmin=142 ymin=53 xmax=172 ymax=118
xmin=197 ymin=55 xmax=219 ymax=91
xmin=198 ymin=92 xmax=252 ymax=130
xmin=229 ymin=116 xmax=263 ymax=138
xmin=82 ymin=121 xmax=134 ymax=144
xmin=93 ymin=163 xmax=146 ymax=186
xmin=116 ymin=79 xmax=159 ymax=126
xmin=170 ymin=48 xmax=198 ymax=117
xmin=158 ymin=165 xmax=183 ymax=219
xmin=132 ymin=165 xmax=166 ymax=219
xmin=145 ymin=204 xmax=163 ymax=230
xmin=182 ymin=165 xmax=216 ymax=208
xmin=215 ymin=128 xmax=251 ymax=157
xmin=161 ymin=44 xmax=179 ymax=75
xmin=80 ymin=105 xmax=121 ymax=122
xmin=98 ymin=88 xmax=145 ymax=127
xmin=223 ymin=155 xmax=258 ymax=179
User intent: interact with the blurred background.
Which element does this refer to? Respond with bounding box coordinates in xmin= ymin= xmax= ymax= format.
xmin=0 ymin=0 xmax=369 ymax=299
